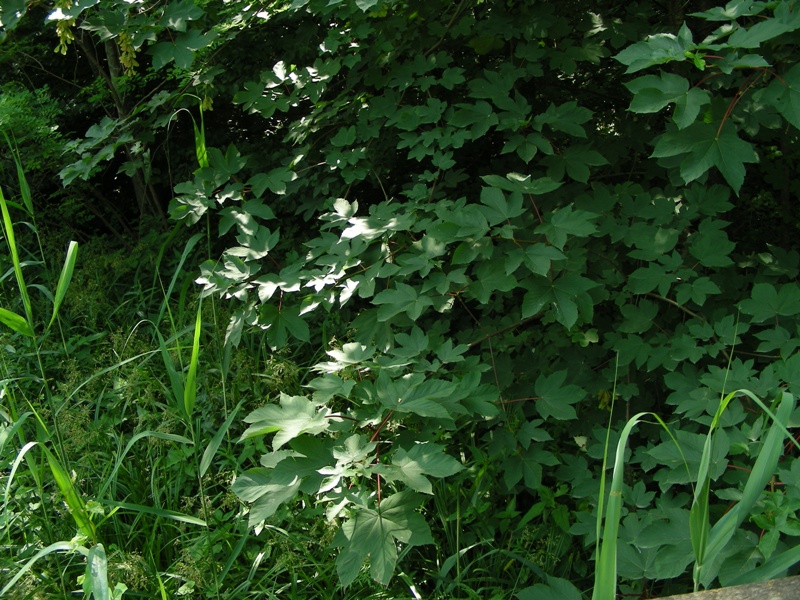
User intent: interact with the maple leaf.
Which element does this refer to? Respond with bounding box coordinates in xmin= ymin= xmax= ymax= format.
xmin=239 ymin=393 xmax=329 ymax=449
xmin=334 ymin=491 xmax=433 ymax=586
xmin=625 ymin=72 xmax=710 ymax=129
xmin=651 ymin=122 xmax=758 ymax=194
xmin=375 ymin=443 xmax=464 ymax=494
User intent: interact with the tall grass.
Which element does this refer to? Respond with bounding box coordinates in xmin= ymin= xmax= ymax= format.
xmin=592 ymin=386 xmax=799 ymax=599
xmin=0 ymin=137 xmax=349 ymax=598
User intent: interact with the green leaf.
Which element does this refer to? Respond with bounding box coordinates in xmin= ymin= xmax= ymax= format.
xmin=502 ymin=133 xmax=553 ymax=162
xmin=690 ymin=1 xmax=766 ymax=21
xmin=149 ymin=29 xmax=218 ymax=70
xmin=762 ymin=63 xmax=800 ymax=131
xmin=618 ymin=300 xmax=658 ymax=334
xmin=200 ymin=400 xmax=244 ymax=477
xmin=727 ymin=2 xmax=800 ymax=48
xmin=183 ymin=303 xmax=202 ymax=419
xmin=44 ymin=447 xmax=96 ymax=541
xmin=0 ymin=306 xmax=34 ymax=337
xmin=533 ymin=101 xmax=592 ymax=138
xmin=335 ymin=491 xmax=433 ymax=586
xmin=231 ymin=467 xmax=303 ymax=524
xmin=305 ymin=374 xmax=356 ymax=403
xmin=479 ymin=187 xmax=525 ymax=225
xmin=675 ymin=277 xmax=721 ymax=306
xmin=261 ymin=304 xmax=310 ymax=349
xmin=517 ymin=576 xmax=583 ymax=600
xmin=739 ymin=283 xmax=800 ymax=322
xmin=651 ymin=122 xmax=758 ymax=194
xmin=373 ymin=283 xmax=433 ymax=321
xmin=355 ymin=0 xmax=380 ymax=11
xmin=625 ymin=72 xmax=710 ymax=129
xmin=545 ymin=145 xmax=608 ymax=183
xmin=376 ymin=372 xmax=460 ymax=420
xmin=376 ymin=443 xmax=463 ymax=494
xmin=46 ymin=239 xmax=78 ymax=331
xmin=615 ymin=25 xmax=696 ymax=73
xmin=503 ymin=445 xmax=559 ymax=489
xmin=0 ymin=0 xmax=29 ymax=31
xmin=85 ymin=544 xmax=110 ymax=600
xmin=469 ymin=261 xmax=517 ymax=304
xmin=688 ymin=218 xmax=735 ymax=267
xmin=159 ymin=0 xmax=204 ymax=31
xmin=535 ymin=370 xmax=586 ymax=421
xmin=627 ymin=264 xmax=671 ymax=295
xmin=240 ymin=393 xmax=329 ymax=449
xmin=0 ymin=185 xmax=33 ymax=326
xmin=536 ymin=205 xmax=598 ymax=250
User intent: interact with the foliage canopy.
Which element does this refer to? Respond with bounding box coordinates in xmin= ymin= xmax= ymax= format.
xmin=1 ymin=0 xmax=800 ymax=597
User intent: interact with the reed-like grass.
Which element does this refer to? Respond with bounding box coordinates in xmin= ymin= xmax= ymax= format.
xmin=592 ymin=387 xmax=799 ymax=599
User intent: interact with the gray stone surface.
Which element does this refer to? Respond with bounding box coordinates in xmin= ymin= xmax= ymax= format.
xmin=657 ymin=577 xmax=800 ymax=600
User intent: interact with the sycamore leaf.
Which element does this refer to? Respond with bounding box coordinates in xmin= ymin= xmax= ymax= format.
xmin=536 ymin=205 xmax=598 ymax=250
xmin=481 ymin=173 xmax=562 ymax=195
xmin=739 ymin=283 xmax=800 ymax=322
xmin=522 ymin=244 xmax=566 ymax=276
xmin=305 ymin=374 xmax=356 ymax=403
xmin=762 ymin=63 xmax=800 ymax=131
xmin=335 ymin=491 xmax=433 ymax=586
xmin=651 ymin=122 xmax=758 ymax=194
xmin=614 ymin=24 xmax=697 ymax=73
xmin=503 ymin=444 xmax=559 ymax=489
xmin=373 ymin=282 xmax=433 ymax=321
xmin=479 ymin=187 xmax=525 ymax=225
xmin=149 ymin=29 xmax=218 ymax=70
xmin=545 ymin=145 xmax=608 ymax=183
xmin=375 ymin=443 xmax=464 ymax=494
xmin=688 ymin=219 xmax=735 ymax=267
xmin=625 ymin=72 xmax=710 ymax=129
xmin=469 ymin=260 xmax=517 ymax=303
xmin=376 ymin=372 xmax=460 ymax=420
xmin=159 ymin=0 xmax=204 ymax=32
xmin=533 ymin=101 xmax=593 ymax=138
xmin=517 ymin=576 xmax=584 ymax=600
xmin=231 ymin=467 xmax=302 ymax=524
xmin=689 ymin=1 xmax=766 ymax=21
xmin=239 ymin=393 xmax=329 ymax=449
xmin=727 ymin=1 xmax=800 ymax=48
xmin=535 ymin=370 xmax=586 ymax=421
xmin=260 ymin=304 xmax=309 ymax=349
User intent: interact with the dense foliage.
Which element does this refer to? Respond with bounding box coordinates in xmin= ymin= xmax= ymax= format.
xmin=1 ymin=0 xmax=799 ymax=598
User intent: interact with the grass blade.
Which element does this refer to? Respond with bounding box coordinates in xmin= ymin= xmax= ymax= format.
xmin=155 ymin=231 xmax=203 ymax=326
xmin=98 ymin=430 xmax=193 ymax=499
xmin=47 ymin=240 xmax=79 ymax=332
xmin=727 ymin=543 xmax=800 ymax=586
xmin=0 ymin=541 xmax=76 ymax=596
xmin=0 ymin=306 xmax=35 ymax=337
xmin=593 ymin=411 xmax=650 ymax=600
xmin=200 ymin=399 xmax=243 ymax=477
xmin=184 ymin=302 xmax=202 ymax=419
xmin=697 ymin=391 xmax=795 ymax=587
xmin=157 ymin=328 xmax=186 ymax=410
xmin=3 ymin=132 xmax=34 ymax=215
xmin=43 ymin=446 xmax=97 ymax=542
xmin=0 ymin=185 xmax=33 ymax=328
xmin=194 ymin=105 xmax=209 ymax=169
xmin=98 ymin=499 xmax=207 ymax=527
xmin=0 ymin=411 xmax=31 ymax=452
xmin=689 ymin=388 xmax=738 ymax=585
xmin=86 ymin=543 xmax=111 ymax=600
xmin=2 ymin=440 xmax=38 ymax=519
